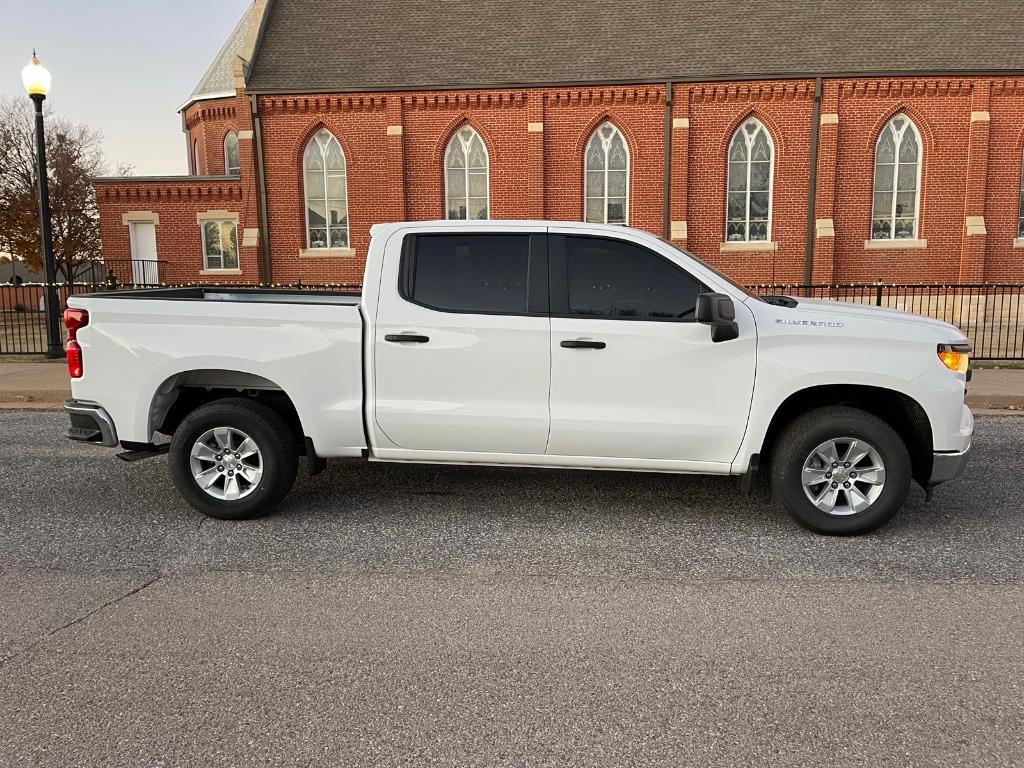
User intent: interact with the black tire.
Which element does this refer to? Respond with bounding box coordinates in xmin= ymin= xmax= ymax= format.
xmin=168 ymin=397 xmax=298 ymax=520
xmin=770 ymin=406 xmax=911 ymax=536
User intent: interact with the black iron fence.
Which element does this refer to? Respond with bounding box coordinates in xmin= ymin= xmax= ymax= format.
xmin=2 ymin=280 xmax=1023 ymax=359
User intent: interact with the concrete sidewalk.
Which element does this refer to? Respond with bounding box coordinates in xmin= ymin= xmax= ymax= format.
xmin=0 ymin=361 xmax=71 ymax=407
xmin=0 ymin=360 xmax=1023 ymax=411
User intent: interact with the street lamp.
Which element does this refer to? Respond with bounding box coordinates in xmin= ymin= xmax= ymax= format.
xmin=21 ymin=51 xmax=63 ymax=359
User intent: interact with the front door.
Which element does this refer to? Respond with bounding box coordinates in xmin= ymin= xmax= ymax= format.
xmin=373 ymin=228 xmax=550 ymax=455
xmin=128 ymin=222 xmax=159 ymax=284
xmin=546 ymin=230 xmax=756 ymax=465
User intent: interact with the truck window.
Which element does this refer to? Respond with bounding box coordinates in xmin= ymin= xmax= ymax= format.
xmin=560 ymin=236 xmax=704 ymax=320
xmin=403 ymin=234 xmax=530 ymax=314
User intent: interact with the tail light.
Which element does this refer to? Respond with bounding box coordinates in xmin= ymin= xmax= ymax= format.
xmin=63 ymin=308 xmax=89 ymax=379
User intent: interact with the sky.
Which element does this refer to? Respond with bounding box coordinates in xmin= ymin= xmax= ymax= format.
xmin=0 ymin=0 xmax=251 ymax=176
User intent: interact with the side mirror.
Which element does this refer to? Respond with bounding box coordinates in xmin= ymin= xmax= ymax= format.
xmin=695 ymin=292 xmax=739 ymax=342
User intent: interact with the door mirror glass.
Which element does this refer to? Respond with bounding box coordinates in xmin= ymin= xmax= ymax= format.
xmin=695 ymin=293 xmax=739 ymax=342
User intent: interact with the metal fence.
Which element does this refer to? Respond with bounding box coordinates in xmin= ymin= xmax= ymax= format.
xmin=2 ymin=280 xmax=1023 ymax=359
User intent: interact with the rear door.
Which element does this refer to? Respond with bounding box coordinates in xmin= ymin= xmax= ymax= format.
xmin=372 ymin=228 xmax=550 ymax=454
xmin=546 ymin=230 xmax=756 ymax=464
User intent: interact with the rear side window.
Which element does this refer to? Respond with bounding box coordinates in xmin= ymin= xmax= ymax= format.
xmin=561 ymin=236 xmax=704 ymax=319
xmin=402 ymin=234 xmax=530 ymax=314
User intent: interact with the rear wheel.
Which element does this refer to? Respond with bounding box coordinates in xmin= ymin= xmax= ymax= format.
xmin=770 ymin=406 xmax=911 ymax=535
xmin=169 ymin=398 xmax=297 ymax=520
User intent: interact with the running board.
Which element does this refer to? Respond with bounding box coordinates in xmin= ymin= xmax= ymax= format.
xmin=116 ymin=443 xmax=169 ymax=462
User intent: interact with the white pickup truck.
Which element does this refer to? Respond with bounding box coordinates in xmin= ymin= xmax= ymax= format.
xmin=63 ymin=220 xmax=973 ymax=535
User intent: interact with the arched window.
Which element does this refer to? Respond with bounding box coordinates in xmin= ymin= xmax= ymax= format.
xmin=224 ymin=131 xmax=240 ymax=175
xmin=872 ymin=115 xmax=922 ymax=240
xmin=192 ymin=139 xmax=201 ymax=175
xmin=1018 ymin=150 xmax=1024 ymax=238
xmin=445 ymin=127 xmax=489 ymax=220
xmin=726 ymin=118 xmax=773 ymax=242
xmin=303 ymin=128 xmax=349 ymax=249
xmin=584 ymin=122 xmax=629 ymax=224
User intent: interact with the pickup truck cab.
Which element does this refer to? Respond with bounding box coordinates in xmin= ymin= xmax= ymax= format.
xmin=63 ymin=220 xmax=973 ymax=535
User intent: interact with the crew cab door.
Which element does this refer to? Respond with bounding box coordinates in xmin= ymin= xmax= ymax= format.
xmin=372 ymin=227 xmax=550 ymax=454
xmin=546 ymin=230 xmax=756 ymax=465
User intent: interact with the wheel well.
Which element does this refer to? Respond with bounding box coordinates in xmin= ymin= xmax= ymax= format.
xmin=150 ymin=370 xmax=306 ymax=452
xmin=760 ymin=385 xmax=934 ymax=485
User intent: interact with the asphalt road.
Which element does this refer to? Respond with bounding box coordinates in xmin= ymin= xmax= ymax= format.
xmin=1 ymin=411 xmax=1022 ymax=768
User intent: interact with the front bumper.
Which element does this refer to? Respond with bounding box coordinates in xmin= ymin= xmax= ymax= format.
xmin=930 ymin=441 xmax=971 ymax=485
xmin=64 ymin=399 xmax=119 ymax=448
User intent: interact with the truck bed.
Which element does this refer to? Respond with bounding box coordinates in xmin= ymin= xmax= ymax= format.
xmin=66 ymin=288 xmax=366 ymax=454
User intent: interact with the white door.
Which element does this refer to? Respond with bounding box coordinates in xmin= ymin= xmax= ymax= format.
xmin=128 ymin=222 xmax=159 ymax=284
xmin=546 ymin=231 xmax=756 ymax=464
xmin=372 ymin=228 xmax=550 ymax=454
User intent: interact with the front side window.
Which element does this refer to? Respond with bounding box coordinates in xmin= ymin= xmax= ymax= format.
xmin=872 ymin=115 xmax=922 ymax=240
xmin=726 ymin=118 xmax=773 ymax=242
xmin=403 ymin=234 xmax=529 ymax=313
xmin=561 ymin=236 xmax=703 ymax=320
xmin=303 ymin=128 xmax=349 ymax=249
xmin=201 ymin=220 xmax=238 ymax=270
xmin=445 ymin=127 xmax=489 ymax=220
xmin=584 ymin=122 xmax=629 ymax=224
xmin=224 ymin=131 xmax=240 ymax=175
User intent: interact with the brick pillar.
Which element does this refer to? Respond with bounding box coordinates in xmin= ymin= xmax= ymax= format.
xmin=233 ymin=63 xmax=263 ymax=283
xmin=527 ymin=95 xmax=545 ymax=218
xmin=959 ymin=82 xmax=991 ymax=283
xmin=386 ymin=97 xmax=407 ymax=221
xmin=668 ymin=88 xmax=690 ymax=245
xmin=811 ymin=81 xmax=840 ymax=283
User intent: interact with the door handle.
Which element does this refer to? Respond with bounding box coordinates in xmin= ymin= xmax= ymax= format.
xmin=560 ymin=339 xmax=606 ymax=349
xmin=385 ymin=333 xmax=430 ymax=343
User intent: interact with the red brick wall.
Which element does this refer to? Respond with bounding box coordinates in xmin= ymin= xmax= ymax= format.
xmin=97 ymin=77 xmax=1024 ymax=287
xmin=185 ymin=101 xmax=240 ymax=177
xmin=95 ymin=178 xmax=255 ymax=285
xmin=984 ymin=83 xmax=1024 ymax=282
xmin=685 ymin=81 xmax=815 ymax=284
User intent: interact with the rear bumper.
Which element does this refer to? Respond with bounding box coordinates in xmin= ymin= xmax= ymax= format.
xmin=930 ymin=442 xmax=971 ymax=485
xmin=64 ymin=399 xmax=119 ymax=448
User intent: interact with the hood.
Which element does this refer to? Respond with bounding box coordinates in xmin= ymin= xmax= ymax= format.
xmin=761 ymin=296 xmax=966 ymax=339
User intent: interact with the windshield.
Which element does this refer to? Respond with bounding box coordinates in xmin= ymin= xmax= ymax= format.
xmin=657 ymin=237 xmax=762 ymax=301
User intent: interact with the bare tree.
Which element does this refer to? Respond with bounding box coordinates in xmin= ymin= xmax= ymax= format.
xmin=0 ymin=96 xmax=129 ymax=283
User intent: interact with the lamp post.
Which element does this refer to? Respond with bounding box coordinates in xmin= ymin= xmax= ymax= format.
xmin=21 ymin=52 xmax=63 ymax=359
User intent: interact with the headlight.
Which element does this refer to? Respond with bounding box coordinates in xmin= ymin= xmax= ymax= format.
xmin=937 ymin=342 xmax=970 ymax=374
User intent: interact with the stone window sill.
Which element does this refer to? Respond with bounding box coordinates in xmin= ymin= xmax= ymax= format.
xmin=719 ymin=241 xmax=778 ymax=253
xmin=864 ymin=238 xmax=927 ymax=250
xmin=199 ymin=268 xmax=242 ymax=275
xmin=300 ymin=247 xmax=356 ymax=259
xmin=1013 ymin=237 xmax=1024 ymax=249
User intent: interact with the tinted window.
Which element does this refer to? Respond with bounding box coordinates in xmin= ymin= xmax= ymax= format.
xmin=407 ymin=234 xmax=530 ymax=313
xmin=563 ymin=236 xmax=703 ymax=319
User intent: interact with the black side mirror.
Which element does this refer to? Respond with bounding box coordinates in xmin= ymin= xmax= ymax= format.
xmin=695 ymin=293 xmax=739 ymax=342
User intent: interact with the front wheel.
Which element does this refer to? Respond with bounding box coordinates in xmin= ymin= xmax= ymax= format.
xmin=169 ymin=398 xmax=298 ymax=520
xmin=770 ymin=406 xmax=911 ymax=535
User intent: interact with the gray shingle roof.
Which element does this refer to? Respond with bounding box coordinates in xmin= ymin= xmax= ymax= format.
xmin=185 ymin=4 xmax=257 ymax=106
xmin=245 ymin=0 xmax=1024 ymax=93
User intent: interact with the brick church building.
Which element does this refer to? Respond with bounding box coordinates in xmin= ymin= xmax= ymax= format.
xmin=95 ymin=0 xmax=1024 ymax=288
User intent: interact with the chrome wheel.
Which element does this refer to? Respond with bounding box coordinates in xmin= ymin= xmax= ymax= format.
xmin=189 ymin=427 xmax=263 ymax=501
xmin=801 ymin=437 xmax=886 ymax=516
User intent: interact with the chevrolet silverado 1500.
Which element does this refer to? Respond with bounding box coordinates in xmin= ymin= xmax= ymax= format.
xmin=63 ymin=221 xmax=973 ymax=535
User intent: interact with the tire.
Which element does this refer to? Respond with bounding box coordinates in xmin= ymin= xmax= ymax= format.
xmin=168 ymin=397 xmax=298 ymax=520
xmin=770 ymin=406 xmax=911 ymax=536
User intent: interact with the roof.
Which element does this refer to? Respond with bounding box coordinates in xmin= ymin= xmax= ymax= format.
xmin=182 ymin=3 xmax=260 ymax=109
xmin=245 ymin=0 xmax=1024 ymax=93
